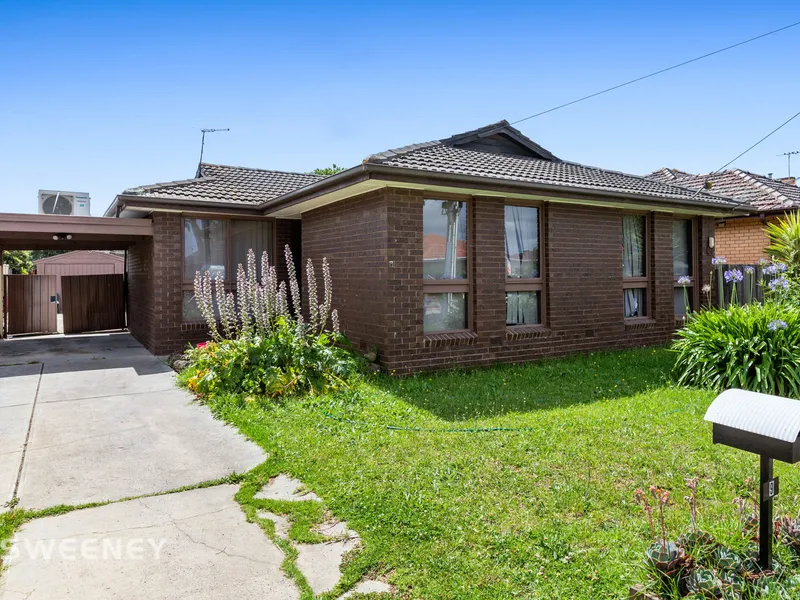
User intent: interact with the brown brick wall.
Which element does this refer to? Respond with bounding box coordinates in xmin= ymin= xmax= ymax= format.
xmin=127 ymin=213 xmax=302 ymax=355
xmin=300 ymin=188 xmax=717 ymax=373
xmin=126 ymin=235 xmax=155 ymax=350
xmin=714 ymin=216 xmax=777 ymax=264
xmin=302 ymin=190 xmax=389 ymax=353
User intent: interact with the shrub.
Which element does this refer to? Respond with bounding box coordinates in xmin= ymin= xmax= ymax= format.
xmin=672 ymin=301 xmax=800 ymax=396
xmin=179 ymin=317 xmax=362 ymax=398
xmin=765 ymin=211 xmax=800 ymax=275
xmin=180 ymin=245 xmax=363 ymax=399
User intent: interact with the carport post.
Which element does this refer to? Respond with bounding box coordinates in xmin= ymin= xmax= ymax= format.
xmin=760 ymin=455 xmax=774 ymax=570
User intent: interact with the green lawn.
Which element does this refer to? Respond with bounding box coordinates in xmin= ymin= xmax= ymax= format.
xmin=190 ymin=347 xmax=800 ymax=599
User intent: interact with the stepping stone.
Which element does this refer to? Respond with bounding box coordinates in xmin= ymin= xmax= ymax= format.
xmin=339 ymin=579 xmax=393 ymax=599
xmin=254 ymin=474 xmax=321 ymax=502
xmin=295 ymin=537 xmax=360 ymax=596
xmin=317 ymin=520 xmax=358 ymax=540
xmin=258 ymin=510 xmax=291 ymax=539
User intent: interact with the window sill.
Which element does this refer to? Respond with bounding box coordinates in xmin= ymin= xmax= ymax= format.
xmin=181 ymin=321 xmax=209 ymax=332
xmin=423 ymin=330 xmax=478 ymax=348
xmin=506 ymin=325 xmax=550 ymax=341
xmin=624 ymin=317 xmax=656 ymax=331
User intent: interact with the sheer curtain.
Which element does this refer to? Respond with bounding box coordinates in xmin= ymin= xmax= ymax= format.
xmin=622 ymin=215 xmax=645 ymax=317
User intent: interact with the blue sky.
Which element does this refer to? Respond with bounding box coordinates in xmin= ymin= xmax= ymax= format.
xmin=1 ymin=0 xmax=798 ymax=215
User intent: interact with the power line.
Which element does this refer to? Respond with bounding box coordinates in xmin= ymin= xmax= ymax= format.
xmin=715 ymin=110 xmax=800 ymax=174
xmin=511 ymin=20 xmax=800 ymax=125
xmin=690 ymin=108 xmax=800 ymax=205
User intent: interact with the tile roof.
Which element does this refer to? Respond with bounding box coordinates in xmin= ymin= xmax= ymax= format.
xmin=366 ymin=137 xmax=738 ymax=207
xmin=123 ymin=163 xmax=324 ymax=205
xmin=644 ymin=168 xmax=695 ymax=184
xmin=119 ymin=121 xmax=744 ymax=212
xmin=644 ymin=168 xmax=800 ymax=211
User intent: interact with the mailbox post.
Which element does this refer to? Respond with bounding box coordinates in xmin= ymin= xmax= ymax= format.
xmin=705 ymin=389 xmax=800 ymax=570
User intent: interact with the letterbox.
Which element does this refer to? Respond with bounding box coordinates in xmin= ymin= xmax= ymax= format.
xmin=705 ymin=389 xmax=800 ymax=569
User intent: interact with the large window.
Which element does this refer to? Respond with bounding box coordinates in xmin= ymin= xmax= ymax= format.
xmin=673 ymin=218 xmax=695 ymax=316
xmin=505 ymin=204 xmax=543 ymax=326
xmin=423 ymin=199 xmax=468 ymax=333
xmin=183 ymin=218 xmax=274 ymax=321
xmin=622 ymin=214 xmax=648 ymax=318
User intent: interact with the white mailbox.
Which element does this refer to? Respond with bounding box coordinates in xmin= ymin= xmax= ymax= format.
xmin=705 ymin=389 xmax=800 ymax=569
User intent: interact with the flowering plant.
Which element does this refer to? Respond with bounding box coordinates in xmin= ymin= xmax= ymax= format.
xmin=180 ymin=245 xmax=363 ymax=399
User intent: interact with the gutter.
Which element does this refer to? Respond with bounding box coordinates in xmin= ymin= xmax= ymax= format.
xmin=259 ymin=163 xmax=752 ymax=216
xmin=112 ymin=194 xmax=266 ymax=217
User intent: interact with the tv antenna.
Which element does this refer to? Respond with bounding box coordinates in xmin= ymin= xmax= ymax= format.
xmin=199 ymin=128 xmax=230 ymax=165
xmin=778 ymin=150 xmax=800 ymax=177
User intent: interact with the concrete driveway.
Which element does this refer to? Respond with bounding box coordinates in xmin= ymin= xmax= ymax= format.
xmin=0 ymin=333 xmax=305 ymax=599
xmin=0 ymin=333 xmax=264 ymax=509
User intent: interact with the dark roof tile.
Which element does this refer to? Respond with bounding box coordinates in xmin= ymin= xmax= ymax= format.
xmin=124 ymin=163 xmax=324 ymax=205
xmin=367 ymin=143 xmax=737 ymax=206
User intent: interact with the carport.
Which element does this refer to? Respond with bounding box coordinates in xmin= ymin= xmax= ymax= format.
xmin=0 ymin=212 xmax=152 ymax=337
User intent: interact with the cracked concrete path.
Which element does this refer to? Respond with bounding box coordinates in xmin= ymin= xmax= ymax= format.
xmin=0 ymin=333 xmax=264 ymax=509
xmin=0 ymin=485 xmax=300 ymax=600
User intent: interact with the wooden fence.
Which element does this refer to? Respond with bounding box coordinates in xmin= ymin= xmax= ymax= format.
xmin=3 ymin=275 xmax=58 ymax=335
xmin=61 ymin=274 xmax=126 ymax=334
xmin=712 ymin=263 xmax=777 ymax=308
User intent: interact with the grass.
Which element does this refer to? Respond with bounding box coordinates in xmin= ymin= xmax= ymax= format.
xmin=176 ymin=347 xmax=800 ymax=598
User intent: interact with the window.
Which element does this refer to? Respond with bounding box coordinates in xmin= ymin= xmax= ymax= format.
xmin=622 ymin=214 xmax=648 ymax=318
xmin=505 ymin=205 xmax=543 ymax=326
xmin=182 ymin=218 xmax=274 ymax=321
xmin=423 ymin=199 xmax=468 ymax=332
xmin=673 ymin=218 xmax=694 ymax=316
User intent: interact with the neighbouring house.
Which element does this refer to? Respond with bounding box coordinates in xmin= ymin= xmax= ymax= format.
xmin=105 ymin=120 xmax=748 ymax=373
xmin=33 ymin=250 xmax=124 ymax=313
xmin=646 ymin=168 xmax=800 ymax=264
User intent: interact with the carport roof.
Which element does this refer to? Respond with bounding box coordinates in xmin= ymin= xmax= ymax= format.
xmin=0 ymin=213 xmax=153 ymax=251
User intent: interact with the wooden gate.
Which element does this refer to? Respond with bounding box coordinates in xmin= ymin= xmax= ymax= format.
xmin=61 ymin=274 xmax=126 ymax=334
xmin=3 ymin=275 xmax=58 ymax=335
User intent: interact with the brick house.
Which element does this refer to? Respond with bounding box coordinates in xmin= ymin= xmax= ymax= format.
xmin=647 ymin=168 xmax=800 ymax=264
xmin=107 ymin=121 xmax=747 ymax=373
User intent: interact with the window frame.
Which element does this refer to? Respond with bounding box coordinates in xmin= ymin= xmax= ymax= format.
xmin=621 ymin=211 xmax=651 ymax=320
xmin=672 ymin=217 xmax=698 ymax=318
xmin=181 ymin=214 xmax=277 ymax=323
xmin=422 ymin=195 xmax=471 ymax=334
xmin=504 ymin=201 xmax=546 ymax=328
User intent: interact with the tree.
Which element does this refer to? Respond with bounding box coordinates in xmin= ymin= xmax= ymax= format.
xmin=2 ymin=250 xmax=34 ymax=274
xmin=311 ymin=164 xmax=346 ymax=176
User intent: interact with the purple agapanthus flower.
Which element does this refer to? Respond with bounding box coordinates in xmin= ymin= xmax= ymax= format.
xmin=769 ymin=277 xmax=790 ymax=291
xmin=776 ymin=262 xmax=788 ymax=273
xmin=744 ymin=265 xmax=755 ymax=274
xmin=759 ymin=258 xmax=770 ymax=266
xmin=763 ymin=265 xmax=778 ymax=275
xmin=712 ymin=257 xmax=727 ymax=266
xmin=768 ymin=319 xmax=788 ymax=331
xmin=724 ymin=269 xmax=743 ymax=284
xmin=677 ymin=276 xmax=691 ymax=285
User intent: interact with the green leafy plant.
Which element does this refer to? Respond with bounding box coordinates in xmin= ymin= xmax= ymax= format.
xmin=179 ymin=317 xmax=362 ymax=399
xmin=2 ymin=250 xmax=33 ymax=274
xmin=765 ymin=212 xmax=800 ymax=275
xmin=180 ymin=245 xmax=363 ymax=399
xmin=672 ymin=301 xmax=800 ymax=396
